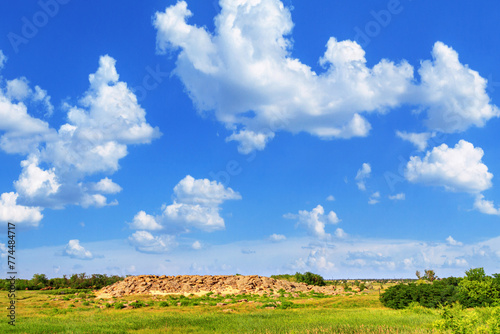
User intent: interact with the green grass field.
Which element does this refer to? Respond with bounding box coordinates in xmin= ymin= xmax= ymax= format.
xmin=1 ymin=287 xmax=441 ymax=333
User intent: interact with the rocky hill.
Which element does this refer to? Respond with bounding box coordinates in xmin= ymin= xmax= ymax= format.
xmin=96 ymin=274 xmax=343 ymax=298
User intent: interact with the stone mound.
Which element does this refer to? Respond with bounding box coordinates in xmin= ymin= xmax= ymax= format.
xmin=96 ymin=275 xmax=341 ymax=298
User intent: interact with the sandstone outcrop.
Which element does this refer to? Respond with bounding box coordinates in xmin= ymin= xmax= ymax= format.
xmin=96 ymin=275 xmax=341 ymax=298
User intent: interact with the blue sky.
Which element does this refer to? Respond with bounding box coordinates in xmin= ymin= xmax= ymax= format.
xmin=1 ymin=0 xmax=500 ymax=279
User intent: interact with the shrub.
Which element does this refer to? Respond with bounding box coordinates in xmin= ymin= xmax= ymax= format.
xmin=433 ymin=303 xmax=500 ymax=333
xmin=294 ymin=272 xmax=326 ymax=286
xmin=114 ymin=303 xmax=124 ymax=309
xmin=458 ymin=268 xmax=500 ymax=308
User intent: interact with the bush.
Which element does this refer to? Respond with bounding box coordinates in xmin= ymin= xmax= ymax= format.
xmin=294 ymin=272 xmax=326 ymax=286
xmin=458 ymin=268 xmax=500 ymax=308
xmin=433 ymin=303 xmax=500 ymax=333
xmin=114 ymin=303 xmax=124 ymax=309
xmin=380 ymin=278 xmax=460 ymax=309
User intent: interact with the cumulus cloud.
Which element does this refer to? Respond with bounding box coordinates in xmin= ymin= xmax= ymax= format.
xmin=192 ymin=241 xmax=202 ymax=250
xmin=63 ymin=240 xmax=94 ymax=260
xmin=355 ymin=163 xmax=371 ymax=191
xmin=446 ymin=236 xmax=463 ymax=246
xmin=326 ymin=195 xmax=335 ymax=201
xmin=335 ymin=228 xmax=347 ymax=239
xmin=91 ymin=178 xmax=122 ymax=194
xmin=417 ymin=42 xmax=500 ymax=133
xmin=389 ymin=193 xmax=405 ymax=201
xmin=405 ymin=140 xmax=492 ymax=193
xmin=153 ymin=1 xmax=498 ymax=154
xmin=14 ymin=156 xmax=60 ymax=199
xmin=129 ymin=211 xmax=163 ymax=230
xmin=269 ymin=234 xmax=286 ymax=242
xmin=128 ymin=175 xmax=241 ymax=253
xmin=129 ymin=231 xmax=177 ymax=254
xmin=294 ymin=247 xmax=334 ymax=272
xmin=473 ymin=194 xmax=500 ymax=216
xmin=161 ymin=175 xmax=242 ymax=231
xmin=0 ymin=192 xmax=43 ymax=227
xmin=368 ymin=191 xmax=381 ymax=205
xmin=0 ymin=54 xmax=160 ymax=224
xmin=285 ymin=205 xmax=340 ymax=240
xmin=396 ymin=131 xmax=435 ymax=151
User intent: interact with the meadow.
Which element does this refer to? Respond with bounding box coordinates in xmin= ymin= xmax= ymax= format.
xmin=1 ymin=284 xmax=441 ymax=334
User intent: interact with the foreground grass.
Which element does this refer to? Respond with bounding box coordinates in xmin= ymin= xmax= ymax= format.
xmin=1 ymin=289 xmax=439 ymax=333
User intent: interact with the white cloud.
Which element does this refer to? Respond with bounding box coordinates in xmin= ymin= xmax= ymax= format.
xmin=396 ymin=131 xmax=435 ymax=151
xmin=153 ymin=1 xmax=413 ymax=153
xmin=128 ymin=175 xmax=241 ymax=253
xmin=6 ymin=78 xmax=31 ymax=100
xmin=0 ymin=54 xmax=160 ymax=218
xmin=63 ymin=240 xmax=94 ymax=260
xmin=473 ymin=194 xmax=500 ymax=216
xmin=0 ymin=243 xmax=7 ymax=259
xmin=368 ymin=191 xmax=381 ymax=205
xmin=0 ymin=93 xmax=52 ymax=155
xmin=192 ymin=241 xmax=202 ymax=250
xmin=326 ymin=195 xmax=335 ymax=201
xmin=417 ymin=42 xmax=500 ymax=133
xmin=446 ymin=236 xmax=463 ymax=246
xmin=157 ymin=175 xmax=242 ymax=232
xmin=389 ymin=193 xmax=405 ymax=201
xmin=269 ymin=234 xmax=286 ymax=242
xmin=0 ymin=50 xmax=6 ymax=69
xmin=14 ymin=156 xmax=60 ymax=199
xmin=0 ymin=192 xmax=43 ymax=226
xmin=335 ymin=228 xmax=347 ymax=238
xmin=327 ymin=211 xmax=341 ymax=224
xmin=226 ymin=129 xmax=275 ymax=154
xmin=163 ymin=202 xmax=227 ymax=232
xmin=173 ymin=175 xmax=241 ymax=206
xmin=43 ymin=55 xmax=161 ymax=176
xmin=92 ymin=178 xmax=122 ymax=194
xmin=128 ymin=231 xmax=177 ymax=253
xmin=129 ymin=211 xmax=163 ymax=230
xmin=81 ymin=194 xmax=116 ymax=209
xmin=405 ymin=140 xmax=492 ymax=193
xmin=154 ymin=2 xmax=497 ymax=154
xmin=355 ymin=163 xmax=371 ymax=191
xmin=285 ymin=204 xmax=340 ymax=240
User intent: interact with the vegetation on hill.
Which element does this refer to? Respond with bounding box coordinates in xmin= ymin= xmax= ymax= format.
xmin=271 ymin=272 xmax=326 ymax=286
xmin=0 ymin=273 xmax=124 ymax=291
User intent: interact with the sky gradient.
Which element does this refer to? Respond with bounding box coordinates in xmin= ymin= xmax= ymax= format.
xmin=1 ymin=0 xmax=500 ymax=279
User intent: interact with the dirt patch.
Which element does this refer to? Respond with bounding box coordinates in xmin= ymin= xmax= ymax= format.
xmin=95 ymin=275 xmax=342 ymax=298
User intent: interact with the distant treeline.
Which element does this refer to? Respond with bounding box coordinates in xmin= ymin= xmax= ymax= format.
xmin=380 ymin=268 xmax=500 ymax=309
xmin=0 ymin=273 xmax=124 ymax=291
xmin=271 ymin=272 xmax=327 ymax=286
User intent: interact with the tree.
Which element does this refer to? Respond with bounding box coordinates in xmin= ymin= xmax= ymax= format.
xmin=416 ymin=271 xmax=422 ymax=279
xmin=464 ymin=267 xmax=486 ymax=281
xmin=423 ymin=269 xmax=436 ymax=282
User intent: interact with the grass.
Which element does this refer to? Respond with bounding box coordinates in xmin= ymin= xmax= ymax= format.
xmin=1 ymin=288 xmax=440 ymax=333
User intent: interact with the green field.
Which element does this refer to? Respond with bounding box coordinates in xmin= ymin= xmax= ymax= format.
xmin=1 ymin=287 xmax=441 ymax=334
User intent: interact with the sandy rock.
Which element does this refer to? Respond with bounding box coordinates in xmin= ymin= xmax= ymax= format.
xmin=95 ymin=275 xmax=339 ymax=298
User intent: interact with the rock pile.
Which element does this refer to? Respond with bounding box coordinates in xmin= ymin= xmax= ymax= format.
xmin=96 ymin=275 xmax=341 ymax=298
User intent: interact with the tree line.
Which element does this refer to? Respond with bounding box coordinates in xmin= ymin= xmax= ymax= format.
xmin=0 ymin=273 xmax=124 ymax=291
xmin=380 ymin=268 xmax=500 ymax=309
